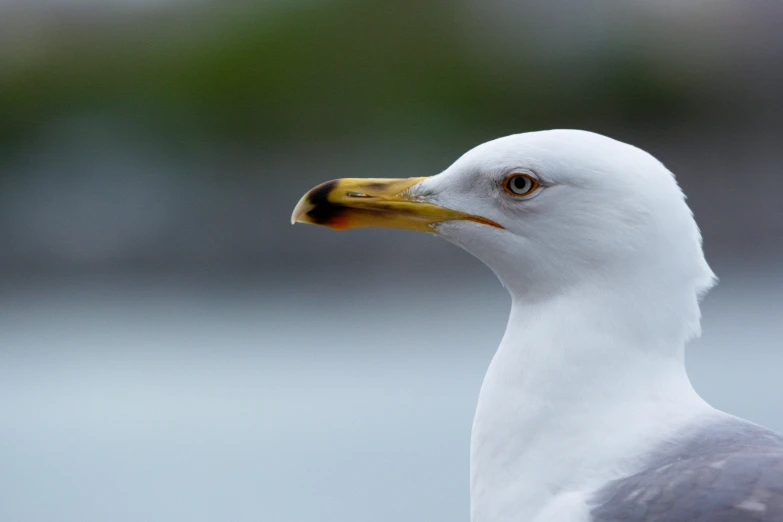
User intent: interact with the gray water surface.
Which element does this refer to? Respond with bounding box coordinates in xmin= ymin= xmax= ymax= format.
xmin=1 ymin=273 xmax=781 ymax=522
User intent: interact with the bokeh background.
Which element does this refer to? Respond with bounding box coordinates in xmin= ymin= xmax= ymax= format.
xmin=1 ymin=1 xmax=782 ymax=521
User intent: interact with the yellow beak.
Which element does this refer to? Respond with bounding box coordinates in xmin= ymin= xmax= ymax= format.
xmin=291 ymin=177 xmax=502 ymax=232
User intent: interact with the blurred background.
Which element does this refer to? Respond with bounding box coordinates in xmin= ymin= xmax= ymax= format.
xmin=1 ymin=1 xmax=782 ymax=521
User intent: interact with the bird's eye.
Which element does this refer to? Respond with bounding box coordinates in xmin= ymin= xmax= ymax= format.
xmin=503 ymin=174 xmax=539 ymax=197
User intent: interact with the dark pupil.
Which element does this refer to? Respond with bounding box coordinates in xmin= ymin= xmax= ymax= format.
xmin=513 ymin=177 xmax=527 ymax=192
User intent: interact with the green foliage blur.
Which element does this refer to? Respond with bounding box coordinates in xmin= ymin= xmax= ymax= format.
xmin=0 ymin=0 xmax=702 ymax=155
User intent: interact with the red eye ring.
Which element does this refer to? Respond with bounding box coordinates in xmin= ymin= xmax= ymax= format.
xmin=503 ymin=174 xmax=540 ymax=197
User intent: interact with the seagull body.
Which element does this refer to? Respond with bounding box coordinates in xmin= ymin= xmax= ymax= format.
xmin=292 ymin=130 xmax=783 ymax=521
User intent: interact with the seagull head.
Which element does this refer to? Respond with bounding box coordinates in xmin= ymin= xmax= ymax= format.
xmin=292 ymin=130 xmax=714 ymax=317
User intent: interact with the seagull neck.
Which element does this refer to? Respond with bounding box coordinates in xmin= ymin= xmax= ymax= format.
xmin=469 ymin=284 xmax=711 ymax=521
xmin=499 ymin=288 xmax=700 ymax=401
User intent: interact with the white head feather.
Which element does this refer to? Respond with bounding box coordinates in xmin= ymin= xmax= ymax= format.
xmin=412 ymin=129 xmax=715 ymax=344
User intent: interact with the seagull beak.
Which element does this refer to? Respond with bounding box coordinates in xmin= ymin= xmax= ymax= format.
xmin=291 ymin=177 xmax=502 ymax=232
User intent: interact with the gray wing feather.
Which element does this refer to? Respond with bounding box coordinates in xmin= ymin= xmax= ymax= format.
xmin=591 ymin=418 xmax=783 ymax=522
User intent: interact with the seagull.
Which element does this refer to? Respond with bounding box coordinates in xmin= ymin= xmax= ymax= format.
xmin=291 ymin=130 xmax=783 ymax=522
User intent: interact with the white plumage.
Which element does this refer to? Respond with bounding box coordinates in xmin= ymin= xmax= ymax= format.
xmin=295 ymin=130 xmax=783 ymax=522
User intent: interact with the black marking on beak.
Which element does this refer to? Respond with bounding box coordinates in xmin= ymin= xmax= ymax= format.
xmin=303 ymin=180 xmax=346 ymax=226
